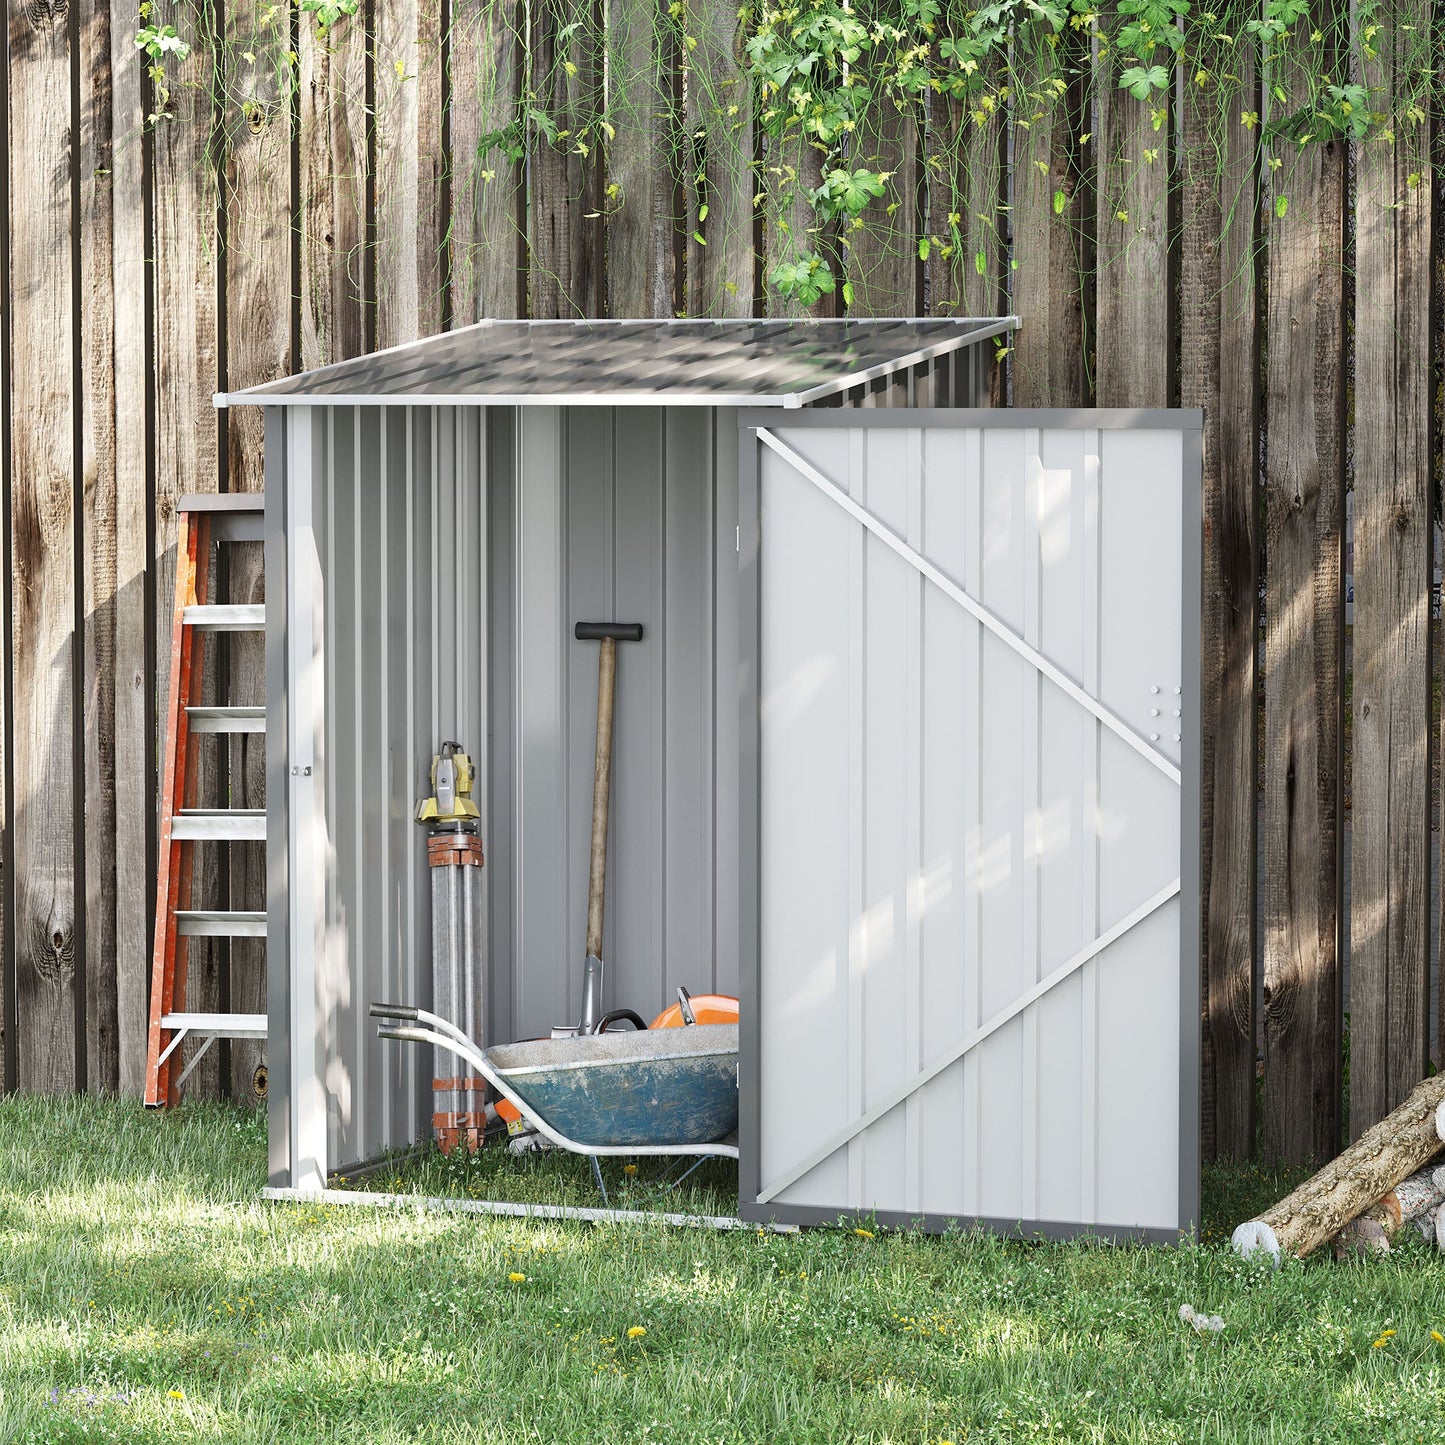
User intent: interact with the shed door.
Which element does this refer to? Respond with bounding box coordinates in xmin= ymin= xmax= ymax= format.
xmin=739 ymin=413 xmax=1200 ymax=1238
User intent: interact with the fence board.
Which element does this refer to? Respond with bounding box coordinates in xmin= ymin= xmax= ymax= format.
xmin=9 ymin=0 xmax=79 ymax=1094
xmin=153 ymin=19 xmax=224 ymax=1099
xmin=1009 ymin=31 xmax=1090 ymax=407
xmin=1181 ymin=39 xmax=1258 ymax=1160
xmin=375 ymin=0 xmax=446 ymax=343
xmin=299 ymin=4 xmax=369 ymax=366
xmin=684 ymin=0 xmax=752 ymax=316
xmin=607 ymin=0 xmax=678 ymax=317
xmin=108 ymin=0 xmax=149 ymax=1097
xmin=223 ymin=2 xmax=293 ymax=1105
xmin=449 ymin=0 xmax=525 ymax=323
xmin=765 ymin=138 xmax=837 ymax=319
xmin=1349 ymin=8 xmax=1433 ymax=1137
xmin=927 ymin=76 xmax=1004 ymax=397
xmin=1093 ymin=57 xmax=1170 ymax=406
xmin=80 ymin=0 xmax=120 ymax=1093
xmin=1261 ymin=117 xmax=1345 ymax=1167
xmin=529 ymin=0 xmax=602 ymax=317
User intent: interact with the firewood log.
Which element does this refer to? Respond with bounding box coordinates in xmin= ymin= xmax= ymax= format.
xmin=1232 ymin=1073 xmax=1445 ymax=1264
xmin=1332 ymin=1166 xmax=1445 ymax=1258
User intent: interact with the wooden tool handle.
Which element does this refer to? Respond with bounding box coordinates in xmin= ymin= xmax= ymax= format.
xmin=585 ymin=636 xmax=617 ymax=960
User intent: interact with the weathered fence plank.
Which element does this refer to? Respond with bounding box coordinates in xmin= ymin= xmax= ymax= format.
xmin=299 ymin=3 xmax=369 ymax=366
xmin=1009 ymin=29 xmax=1090 ymax=407
xmin=529 ymin=0 xmax=603 ymax=317
xmin=1349 ymin=8 xmax=1433 ymax=1137
xmin=684 ymin=0 xmax=752 ymax=316
xmin=153 ymin=19 xmax=224 ymax=1099
xmin=109 ymin=0 xmax=150 ymax=1097
xmin=1260 ymin=91 xmax=1346 ymax=1166
xmin=1093 ymin=53 xmax=1170 ymax=406
xmin=9 ymin=0 xmax=79 ymax=1093
xmin=375 ymin=0 xmax=446 ymax=342
xmin=607 ymin=0 xmax=678 ymax=317
xmin=223 ymin=2 xmax=293 ymax=1105
xmin=449 ymin=0 xmax=525 ymax=323
xmin=81 ymin=0 xmax=120 ymax=1093
xmin=1181 ymin=35 xmax=1258 ymax=1160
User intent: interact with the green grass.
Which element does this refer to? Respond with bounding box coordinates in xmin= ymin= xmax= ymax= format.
xmin=3 ymin=1096 xmax=1445 ymax=1443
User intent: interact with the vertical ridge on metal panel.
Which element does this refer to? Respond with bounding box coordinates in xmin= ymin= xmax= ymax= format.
xmin=686 ymin=1 xmax=753 ymax=316
xmin=902 ymin=428 xmax=924 ymax=1213
xmin=1180 ymin=32 xmax=1258 ymax=1161
xmin=299 ymin=0 xmax=368 ymax=366
xmin=845 ymin=429 xmax=866 ymax=1206
xmin=265 ymin=408 xmax=292 ymax=1186
xmin=1079 ymin=433 xmax=1102 ymax=1222
xmin=711 ymin=412 xmax=742 ymax=996
xmin=109 ymin=0 xmax=151 ymax=1097
xmin=449 ymin=1 xmax=525 ymax=323
xmin=487 ymin=406 xmax=517 ymax=1045
xmin=375 ymin=0 xmax=445 ymax=345
xmin=1010 ymin=29 xmax=1090 ymax=408
xmin=10 ymin=0 xmax=79 ymax=1092
xmin=608 ymin=0 xmax=679 ymax=319
xmin=1093 ymin=54 xmax=1171 ymax=408
xmin=153 ymin=9 xmax=222 ymax=1098
xmin=1350 ymin=5 xmax=1432 ymax=1137
xmin=1261 ymin=16 xmax=1344 ymax=1165
xmin=82 ymin=0 xmax=121 ymax=1092
xmin=226 ymin=0 xmax=293 ymax=1103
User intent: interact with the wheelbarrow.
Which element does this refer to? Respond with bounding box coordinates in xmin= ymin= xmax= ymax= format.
xmin=371 ymin=1002 xmax=739 ymax=1206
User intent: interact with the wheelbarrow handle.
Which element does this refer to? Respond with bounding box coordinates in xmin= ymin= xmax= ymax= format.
xmin=369 ymin=1002 xmax=420 ymax=1021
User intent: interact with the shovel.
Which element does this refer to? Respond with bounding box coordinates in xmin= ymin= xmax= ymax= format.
xmin=553 ymin=621 xmax=644 ymax=1038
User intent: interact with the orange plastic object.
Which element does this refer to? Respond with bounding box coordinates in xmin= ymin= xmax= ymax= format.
xmin=648 ymin=994 xmax=739 ymax=1030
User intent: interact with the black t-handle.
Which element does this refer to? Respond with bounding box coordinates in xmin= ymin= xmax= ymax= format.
xmin=575 ymin=622 xmax=644 ymax=642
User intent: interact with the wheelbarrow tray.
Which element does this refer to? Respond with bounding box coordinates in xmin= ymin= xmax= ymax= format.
xmin=486 ymin=1024 xmax=738 ymax=1149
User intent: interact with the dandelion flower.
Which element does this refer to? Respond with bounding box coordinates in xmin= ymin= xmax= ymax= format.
xmin=168 ymin=1389 xmax=186 ymax=1401
xmin=508 ymin=1272 xmax=527 ymax=1283
xmin=623 ymin=1164 xmax=638 ymax=1175
xmin=1432 ymin=1331 xmax=1444 ymax=1345
xmin=627 ymin=1326 xmax=647 ymax=1340
xmin=854 ymin=1227 xmax=875 ymax=1239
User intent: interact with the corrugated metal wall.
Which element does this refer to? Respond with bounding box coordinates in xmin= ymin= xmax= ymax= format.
xmin=746 ymin=417 xmax=1194 ymax=1234
xmin=489 ymin=406 xmax=739 ymax=1044
xmin=306 ymin=405 xmax=490 ymax=1173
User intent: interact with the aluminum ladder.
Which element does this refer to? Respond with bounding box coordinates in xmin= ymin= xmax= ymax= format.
xmin=144 ymin=494 xmax=268 ymax=1107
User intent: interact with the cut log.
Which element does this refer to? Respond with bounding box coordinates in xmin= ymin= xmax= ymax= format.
xmin=1232 ymin=1073 xmax=1445 ymax=1263
xmin=1332 ymin=1165 xmax=1445 ymax=1258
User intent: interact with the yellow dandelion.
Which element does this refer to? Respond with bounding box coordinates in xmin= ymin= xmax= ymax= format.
xmin=627 ymin=1325 xmax=647 ymax=1339
xmin=1380 ymin=1328 xmax=1397 ymax=1337
xmin=623 ymin=1164 xmax=638 ymax=1175
xmin=168 ymin=1389 xmax=186 ymax=1401
xmin=854 ymin=1227 xmax=875 ymax=1239
xmin=508 ymin=1272 xmax=527 ymax=1283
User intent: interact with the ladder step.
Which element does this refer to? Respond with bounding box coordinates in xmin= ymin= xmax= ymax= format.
xmin=186 ymin=705 xmax=266 ymax=734
xmin=160 ymin=1012 xmax=268 ymax=1040
xmin=183 ymin=604 xmax=265 ymax=631
xmin=176 ymin=910 xmax=266 ymax=938
xmin=171 ymin=809 xmax=267 ymax=841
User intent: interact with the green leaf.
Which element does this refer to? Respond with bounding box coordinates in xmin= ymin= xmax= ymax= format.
xmin=842 ymin=280 xmax=855 ymax=306
xmin=918 ymin=238 xmax=931 ymax=261
xmin=1053 ymin=189 xmax=1066 ymax=215
xmin=974 ymin=250 xmax=986 ymax=276
xmin=1275 ymin=194 xmax=1288 ymax=218
xmin=698 ymin=203 xmax=709 ymax=222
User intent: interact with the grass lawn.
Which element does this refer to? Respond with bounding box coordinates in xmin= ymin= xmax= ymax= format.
xmin=3 ymin=1097 xmax=1445 ymax=1443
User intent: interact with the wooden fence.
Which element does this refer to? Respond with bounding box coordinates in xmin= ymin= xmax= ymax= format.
xmin=0 ymin=0 xmax=1437 ymax=1163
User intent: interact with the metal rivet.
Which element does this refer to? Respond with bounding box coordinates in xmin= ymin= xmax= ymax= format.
xmin=1150 ymin=708 xmax=1160 ymax=716
xmin=1150 ymin=732 xmax=1160 ymax=742
xmin=1173 ymin=709 xmax=1181 ymax=718
xmin=1150 ymin=685 xmax=1160 ymax=695
xmin=291 ymin=766 xmax=299 ymax=776
xmin=303 ymin=765 xmax=312 ymax=776
xmin=1173 ymin=734 xmax=1181 ymax=742
xmin=1174 ymin=686 xmax=1181 ymax=695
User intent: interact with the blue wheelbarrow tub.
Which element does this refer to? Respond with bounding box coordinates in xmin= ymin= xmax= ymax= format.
xmin=485 ymin=1023 xmax=738 ymax=1149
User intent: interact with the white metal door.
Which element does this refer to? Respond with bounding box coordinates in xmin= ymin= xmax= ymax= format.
xmin=738 ymin=410 xmax=1201 ymax=1239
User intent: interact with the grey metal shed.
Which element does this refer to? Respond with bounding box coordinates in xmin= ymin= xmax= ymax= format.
xmin=218 ymin=316 xmax=1202 ymax=1242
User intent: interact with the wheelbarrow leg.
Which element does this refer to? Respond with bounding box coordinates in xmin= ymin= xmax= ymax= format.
xmin=590 ymin=1154 xmax=610 ymax=1208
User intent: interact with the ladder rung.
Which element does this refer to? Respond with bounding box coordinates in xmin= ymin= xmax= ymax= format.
xmin=171 ymin=809 xmax=267 ymax=841
xmin=186 ymin=706 xmax=266 ymax=734
xmin=176 ymin=910 xmax=266 ymax=938
xmin=183 ymin=604 xmax=265 ymax=631
xmin=160 ymin=1012 xmax=268 ymax=1039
